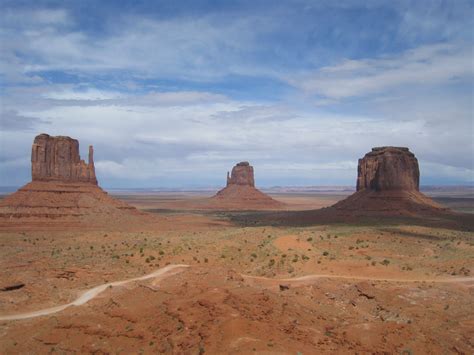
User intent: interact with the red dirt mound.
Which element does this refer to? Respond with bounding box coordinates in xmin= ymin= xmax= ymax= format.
xmin=211 ymin=184 xmax=284 ymax=210
xmin=332 ymin=189 xmax=445 ymax=217
xmin=0 ymin=181 xmax=149 ymax=230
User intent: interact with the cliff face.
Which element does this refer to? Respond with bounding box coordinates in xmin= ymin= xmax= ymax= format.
xmin=226 ymin=162 xmax=255 ymax=187
xmin=330 ymin=146 xmax=444 ymax=216
xmin=31 ymin=134 xmax=97 ymax=184
xmin=356 ymin=147 xmax=419 ymax=192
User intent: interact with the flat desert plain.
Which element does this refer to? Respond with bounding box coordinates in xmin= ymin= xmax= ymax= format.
xmin=0 ymin=189 xmax=473 ymax=354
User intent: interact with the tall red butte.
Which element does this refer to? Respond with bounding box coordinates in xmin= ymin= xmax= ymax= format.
xmin=0 ymin=134 xmax=145 ymax=230
xmin=31 ymin=134 xmax=98 ymax=184
xmin=210 ymin=162 xmax=284 ymax=210
xmin=333 ymin=147 xmax=443 ymax=216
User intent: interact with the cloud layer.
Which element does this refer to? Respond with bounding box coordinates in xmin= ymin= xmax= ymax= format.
xmin=0 ymin=1 xmax=473 ymax=187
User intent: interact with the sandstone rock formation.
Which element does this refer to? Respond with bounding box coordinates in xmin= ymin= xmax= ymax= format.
xmin=236 ymin=147 xmax=455 ymax=227
xmin=0 ymin=134 xmax=150 ymax=230
xmin=356 ymin=147 xmax=419 ymax=192
xmin=32 ymin=134 xmax=97 ymax=184
xmin=226 ymin=162 xmax=255 ymax=187
xmin=210 ymin=162 xmax=284 ymax=210
xmin=333 ymin=147 xmax=443 ymax=216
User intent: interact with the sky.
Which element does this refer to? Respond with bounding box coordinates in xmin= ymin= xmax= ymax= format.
xmin=0 ymin=0 xmax=473 ymax=188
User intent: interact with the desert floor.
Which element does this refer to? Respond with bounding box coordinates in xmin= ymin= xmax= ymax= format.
xmin=0 ymin=191 xmax=473 ymax=354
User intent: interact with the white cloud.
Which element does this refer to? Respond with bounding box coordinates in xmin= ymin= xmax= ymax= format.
xmin=43 ymin=88 xmax=125 ymax=101
xmin=118 ymin=91 xmax=229 ymax=106
xmin=1 ymin=86 xmax=473 ymax=186
xmin=420 ymin=161 xmax=474 ymax=183
xmin=290 ymin=42 xmax=473 ymax=99
xmin=1 ymin=10 xmax=279 ymax=81
xmin=0 ymin=5 xmax=472 ymax=187
xmin=1 ymin=9 xmax=70 ymax=26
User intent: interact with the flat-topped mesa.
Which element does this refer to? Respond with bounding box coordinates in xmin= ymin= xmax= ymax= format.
xmin=31 ymin=133 xmax=97 ymax=184
xmin=356 ymin=146 xmax=419 ymax=192
xmin=226 ymin=161 xmax=255 ymax=187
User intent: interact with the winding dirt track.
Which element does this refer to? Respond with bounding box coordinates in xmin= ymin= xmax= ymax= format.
xmin=0 ymin=264 xmax=190 ymax=321
xmin=1 ymin=265 xmax=472 ymax=322
xmin=242 ymin=274 xmax=474 ymax=284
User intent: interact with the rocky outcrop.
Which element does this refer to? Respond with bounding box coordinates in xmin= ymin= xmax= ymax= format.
xmin=31 ymin=134 xmax=97 ymax=184
xmin=226 ymin=162 xmax=255 ymax=187
xmin=0 ymin=133 xmax=151 ymax=230
xmin=332 ymin=147 xmax=443 ymax=216
xmin=357 ymin=147 xmax=419 ymax=192
xmin=211 ymin=162 xmax=284 ymax=210
xmin=239 ymin=147 xmax=455 ymax=226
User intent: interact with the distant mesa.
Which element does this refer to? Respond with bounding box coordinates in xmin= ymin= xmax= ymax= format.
xmin=333 ymin=146 xmax=444 ymax=215
xmin=210 ymin=161 xmax=284 ymax=210
xmin=237 ymin=147 xmax=457 ymax=228
xmin=0 ymin=133 xmax=148 ymax=230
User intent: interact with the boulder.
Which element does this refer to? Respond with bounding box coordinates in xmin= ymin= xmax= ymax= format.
xmin=31 ymin=134 xmax=97 ymax=184
xmin=357 ymin=147 xmax=419 ymax=192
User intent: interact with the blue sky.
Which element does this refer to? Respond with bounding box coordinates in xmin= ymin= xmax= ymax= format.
xmin=0 ymin=0 xmax=473 ymax=188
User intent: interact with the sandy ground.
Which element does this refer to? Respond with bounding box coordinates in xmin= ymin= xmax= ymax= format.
xmin=0 ymin=191 xmax=473 ymax=353
xmin=110 ymin=191 xmax=348 ymax=212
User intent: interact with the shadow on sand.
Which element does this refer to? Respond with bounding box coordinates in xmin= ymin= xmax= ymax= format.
xmin=225 ymin=207 xmax=474 ymax=233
